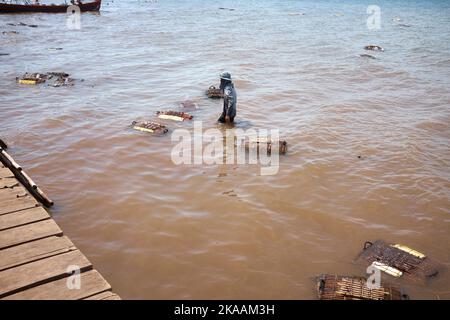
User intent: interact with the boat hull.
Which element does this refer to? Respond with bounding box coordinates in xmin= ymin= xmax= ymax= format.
xmin=0 ymin=1 xmax=101 ymax=13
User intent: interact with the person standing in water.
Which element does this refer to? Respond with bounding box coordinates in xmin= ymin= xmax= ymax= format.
xmin=217 ymin=72 xmax=237 ymax=124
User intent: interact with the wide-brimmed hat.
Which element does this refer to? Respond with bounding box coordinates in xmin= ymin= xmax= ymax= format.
xmin=220 ymin=72 xmax=232 ymax=81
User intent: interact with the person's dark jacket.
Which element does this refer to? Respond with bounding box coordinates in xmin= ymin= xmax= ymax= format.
xmin=218 ymin=83 xmax=237 ymax=123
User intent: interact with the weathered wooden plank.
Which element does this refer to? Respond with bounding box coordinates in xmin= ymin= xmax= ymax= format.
xmin=0 ymin=219 xmax=63 ymax=250
xmin=3 ymin=270 xmax=110 ymax=300
xmin=84 ymin=290 xmax=117 ymax=300
xmin=0 ymin=184 xmax=28 ymax=195
xmin=0 ymin=236 xmax=75 ymax=271
xmin=0 ymin=196 xmax=38 ymax=216
xmin=101 ymin=293 xmax=121 ymax=300
xmin=0 ymin=250 xmax=92 ymax=298
xmin=0 ymin=167 xmax=14 ymax=178
xmin=0 ymin=151 xmax=119 ymax=300
xmin=84 ymin=291 xmax=121 ymax=300
xmin=0 ymin=177 xmax=19 ymax=188
xmin=0 ymin=185 xmax=28 ymax=201
xmin=0 ymin=207 xmax=50 ymax=231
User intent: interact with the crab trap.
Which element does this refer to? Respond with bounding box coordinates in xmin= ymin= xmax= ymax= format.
xmin=317 ymin=274 xmax=408 ymax=300
xmin=355 ymin=240 xmax=440 ymax=282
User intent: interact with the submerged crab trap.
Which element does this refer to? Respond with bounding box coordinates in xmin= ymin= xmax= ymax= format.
xmin=156 ymin=110 xmax=193 ymax=122
xmin=317 ymin=274 xmax=407 ymax=300
xmin=355 ymin=240 xmax=440 ymax=282
xmin=16 ymin=72 xmax=75 ymax=87
xmin=206 ymin=86 xmax=223 ymax=98
xmin=242 ymin=138 xmax=288 ymax=155
xmin=132 ymin=121 xmax=168 ymax=134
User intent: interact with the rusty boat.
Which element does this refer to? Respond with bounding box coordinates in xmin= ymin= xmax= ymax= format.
xmin=0 ymin=0 xmax=102 ymax=14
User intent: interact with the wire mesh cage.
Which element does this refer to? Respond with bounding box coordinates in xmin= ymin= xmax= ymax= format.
xmin=206 ymin=86 xmax=223 ymax=98
xmin=156 ymin=110 xmax=193 ymax=121
xmin=131 ymin=121 xmax=168 ymax=134
xmin=317 ymin=274 xmax=407 ymax=300
xmin=355 ymin=240 xmax=440 ymax=282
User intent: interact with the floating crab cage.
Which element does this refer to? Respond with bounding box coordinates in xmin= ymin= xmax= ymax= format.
xmin=355 ymin=240 xmax=440 ymax=282
xmin=317 ymin=274 xmax=407 ymax=300
xmin=17 ymin=72 xmax=73 ymax=86
xmin=242 ymin=139 xmax=288 ymax=155
xmin=156 ymin=111 xmax=193 ymax=121
xmin=131 ymin=121 xmax=169 ymax=134
xmin=206 ymin=87 xmax=223 ymax=98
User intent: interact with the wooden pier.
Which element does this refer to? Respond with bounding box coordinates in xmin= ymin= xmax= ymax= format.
xmin=0 ymin=145 xmax=120 ymax=300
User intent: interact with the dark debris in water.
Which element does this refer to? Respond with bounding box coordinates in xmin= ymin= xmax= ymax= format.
xmin=2 ymin=31 xmax=19 ymax=36
xmin=179 ymin=100 xmax=198 ymax=109
xmin=359 ymin=54 xmax=376 ymax=60
xmin=16 ymin=72 xmax=77 ymax=87
xmin=7 ymin=22 xmax=38 ymax=28
xmin=219 ymin=7 xmax=235 ymax=11
xmin=222 ymin=190 xmax=238 ymax=197
xmin=364 ymin=45 xmax=384 ymax=52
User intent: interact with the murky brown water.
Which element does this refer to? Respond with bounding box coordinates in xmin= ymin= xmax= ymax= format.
xmin=1 ymin=0 xmax=449 ymax=299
